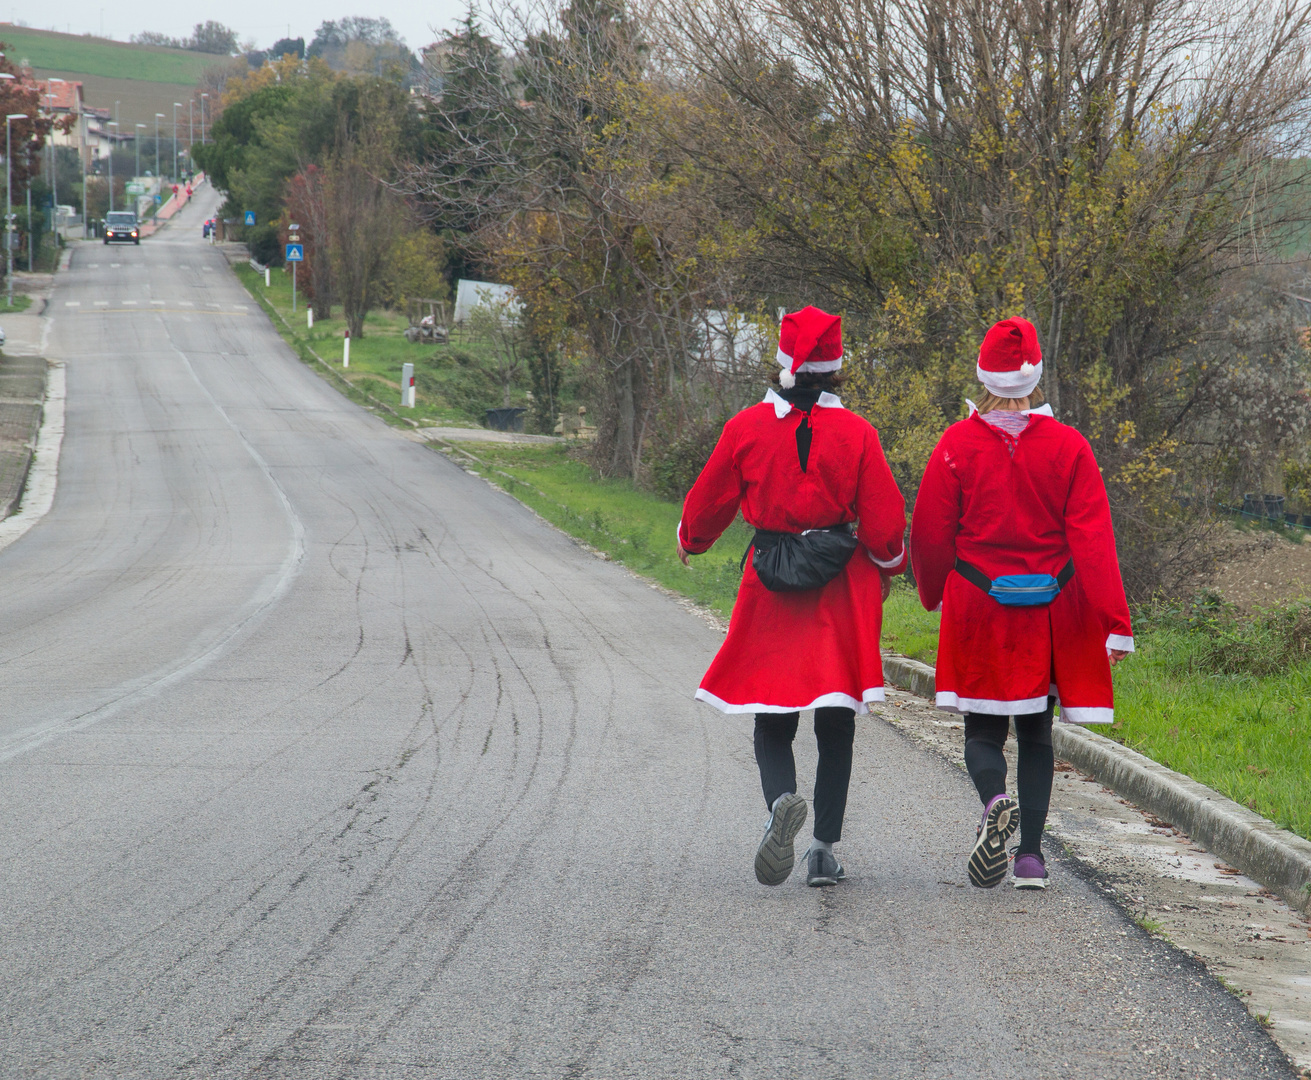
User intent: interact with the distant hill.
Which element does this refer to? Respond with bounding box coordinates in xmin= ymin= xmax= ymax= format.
xmin=0 ymin=25 xmax=234 ymax=131
xmin=0 ymin=25 xmax=219 ymax=83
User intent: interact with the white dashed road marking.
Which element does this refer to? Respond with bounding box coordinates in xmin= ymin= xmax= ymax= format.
xmin=93 ymin=300 xmax=108 ymax=307
xmin=64 ymin=301 xmax=80 ymax=307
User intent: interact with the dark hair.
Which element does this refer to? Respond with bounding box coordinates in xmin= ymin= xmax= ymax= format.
xmin=769 ymin=369 xmax=847 ymax=391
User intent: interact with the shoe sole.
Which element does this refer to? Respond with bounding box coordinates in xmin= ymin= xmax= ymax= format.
xmin=1013 ymin=875 xmax=1048 ymax=890
xmin=755 ymin=793 xmax=808 ymax=886
xmin=807 ymin=867 xmax=845 ymax=887
xmin=967 ymin=796 xmax=1018 ymax=889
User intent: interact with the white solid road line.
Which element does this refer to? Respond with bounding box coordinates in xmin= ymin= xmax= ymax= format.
xmin=0 ymin=362 xmax=65 ymax=558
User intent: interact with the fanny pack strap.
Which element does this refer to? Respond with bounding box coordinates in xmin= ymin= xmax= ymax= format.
xmin=954 ymin=557 xmax=1074 ymax=594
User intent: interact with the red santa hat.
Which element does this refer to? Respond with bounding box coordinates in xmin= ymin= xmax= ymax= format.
xmin=977 ymin=317 xmax=1042 ymax=398
xmin=777 ymin=306 xmax=843 ymax=389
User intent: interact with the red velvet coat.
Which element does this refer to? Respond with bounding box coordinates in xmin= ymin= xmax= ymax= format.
xmin=910 ymin=406 xmax=1133 ymax=724
xmin=679 ymin=390 xmax=907 ymax=713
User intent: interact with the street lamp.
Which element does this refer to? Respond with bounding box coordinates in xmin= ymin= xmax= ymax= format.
xmin=172 ymin=102 xmax=181 ymax=185
xmin=7 ymin=111 xmax=28 ymax=308
xmin=46 ymin=90 xmax=56 ymax=237
xmin=188 ymin=99 xmax=193 ymax=173
xmin=135 ymin=123 xmax=145 ymax=180
xmin=200 ymin=93 xmax=208 ymax=145
xmin=155 ymin=113 xmax=164 ymax=180
xmin=107 ymin=120 xmax=116 ymax=212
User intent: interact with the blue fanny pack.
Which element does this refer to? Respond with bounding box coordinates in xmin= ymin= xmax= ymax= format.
xmin=954 ymin=557 xmax=1074 ymax=607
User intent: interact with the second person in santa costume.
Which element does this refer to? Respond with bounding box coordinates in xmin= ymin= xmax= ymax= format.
xmin=679 ymin=307 xmax=907 ymax=888
xmin=911 ymin=317 xmax=1132 ymax=890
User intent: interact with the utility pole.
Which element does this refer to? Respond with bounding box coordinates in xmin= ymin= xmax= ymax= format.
xmin=135 ymin=123 xmax=144 ymax=180
xmin=200 ymin=93 xmax=208 ymax=146
xmin=7 ymin=110 xmax=29 ymax=307
xmin=82 ymin=110 xmax=88 ymax=239
xmin=188 ymin=100 xmax=193 ymax=173
xmin=155 ymin=113 xmax=163 ymax=180
xmin=172 ymin=102 xmax=180 ymax=184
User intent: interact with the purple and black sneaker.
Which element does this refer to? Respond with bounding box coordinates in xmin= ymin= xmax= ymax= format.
xmin=1012 ymin=852 xmax=1049 ymax=889
xmin=967 ymin=793 xmax=1018 ymax=888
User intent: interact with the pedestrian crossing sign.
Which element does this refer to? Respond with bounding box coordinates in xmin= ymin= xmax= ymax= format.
xmin=244 ymin=211 xmax=256 ymax=226
xmin=285 ymin=243 xmax=304 ymax=262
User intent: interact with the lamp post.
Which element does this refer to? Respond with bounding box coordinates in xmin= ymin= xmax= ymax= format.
xmin=155 ymin=113 xmax=163 ymax=180
xmin=135 ymin=123 xmax=144 ymax=180
xmin=7 ymin=111 xmax=29 ymax=307
xmin=107 ymin=120 xmax=116 ymax=212
xmin=46 ymin=90 xmax=56 ymax=236
xmin=200 ymin=93 xmax=208 ymax=145
xmin=188 ymin=100 xmax=193 ymax=173
xmin=172 ymin=102 xmax=181 ymax=184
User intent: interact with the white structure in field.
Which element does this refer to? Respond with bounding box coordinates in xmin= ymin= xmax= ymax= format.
xmin=453 ymin=279 xmax=521 ymax=324
xmin=697 ymin=310 xmax=772 ymax=374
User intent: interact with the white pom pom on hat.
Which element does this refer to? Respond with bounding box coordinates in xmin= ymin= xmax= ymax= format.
xmin=779 ymin=368 xmax=796 ymax=388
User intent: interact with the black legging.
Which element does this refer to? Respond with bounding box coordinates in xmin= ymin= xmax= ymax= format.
xmin=963 ymin=698 xmax=1054 ymax=856
xmin=754 ymin=707 xmax=856 ymax=843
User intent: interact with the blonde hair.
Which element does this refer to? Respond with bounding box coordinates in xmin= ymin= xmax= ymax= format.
xmin=975 ymin=385 xmax=1045 ymax=413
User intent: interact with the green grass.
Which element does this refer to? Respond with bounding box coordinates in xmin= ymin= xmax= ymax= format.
xmin=3 ymin=26 xmax=217 ymax=84
xmin=1 ymin=294 xmax=34 ymax=314
xmin=235 ymin=264 xmax=532 ymax=430
xmin=1109 ymin=598 xmax=1311 ymax=840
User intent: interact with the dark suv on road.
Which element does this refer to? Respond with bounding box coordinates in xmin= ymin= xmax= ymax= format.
xmin=103 ymin=211 xmax=140 ymax=245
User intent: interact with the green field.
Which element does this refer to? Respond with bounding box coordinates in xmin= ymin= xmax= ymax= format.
xmin=1 ymin=26 xmax=216 ymax=84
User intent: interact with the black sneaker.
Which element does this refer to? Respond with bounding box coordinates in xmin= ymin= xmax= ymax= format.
xmin=806 ymin=846 xmax=846 ymax=887
xmin=967 ymin=794 xmax=1019 ymax=888
xmin=754 ymin=793 xmax=808 ymax=886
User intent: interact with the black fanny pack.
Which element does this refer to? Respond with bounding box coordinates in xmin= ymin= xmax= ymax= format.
xmin=742 ymin=524 xmax=859 ymax=593
xmin=954 ymin=557 xmax=1074 ymax=606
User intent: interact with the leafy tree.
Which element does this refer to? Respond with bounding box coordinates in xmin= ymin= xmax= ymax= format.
xmin=189 ymin=21 xmax=238 ymax=54
xmin=269 ymin=37 xmax=305 ymax=61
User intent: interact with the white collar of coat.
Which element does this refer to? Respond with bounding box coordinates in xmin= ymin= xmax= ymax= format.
xmin=965 ymin=400 xmax=1054 ymax=419
xmin=764 ymin=388 xmax=844 ymax=419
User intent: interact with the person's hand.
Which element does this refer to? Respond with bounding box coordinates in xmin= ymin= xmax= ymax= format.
xmin=881 ymin=574 xmax=892 ymax=602
xmin=1108 ymin=649 xmax=1129 ymax=666
xmin=677 ymin=541 xmax=690 ymax=567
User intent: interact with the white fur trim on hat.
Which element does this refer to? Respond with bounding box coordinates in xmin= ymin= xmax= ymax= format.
xmin=777 ymin=347 xmax=844 ymax=385
xmin=977 ymin=358 xmax=1042 ymax=399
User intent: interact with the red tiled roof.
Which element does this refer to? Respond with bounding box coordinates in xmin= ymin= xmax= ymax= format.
xmin=26 ymin=77 xmax=82 ymax=112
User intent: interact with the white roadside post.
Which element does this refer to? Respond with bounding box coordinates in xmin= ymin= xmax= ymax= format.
xmin=401 ymin=363 xmax=415 ymax=408
xmin=264 ymin=267 xmax=270 ymax=287
xmin=307 ymin=308 xmax=313 ymax=330
xmin=343 ymin=329 xmax=350 ymax=368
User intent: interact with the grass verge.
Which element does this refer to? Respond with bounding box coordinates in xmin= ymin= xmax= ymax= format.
xmin=234 ymin=263 xmax=536 ymax=430
xmin=1 ymin=294 xmax=34 ymax=314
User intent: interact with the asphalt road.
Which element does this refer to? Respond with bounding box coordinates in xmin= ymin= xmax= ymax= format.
xmin=0 ymin=190 xmax=1295 ymax=1079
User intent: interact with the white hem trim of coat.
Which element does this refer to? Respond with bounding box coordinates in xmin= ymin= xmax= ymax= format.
xmin=696 ymin=687 xmax=882 ymax=715
xmin=1059 ymin=705 xmax=1114 ymax=724
xmin=935 ymin=692 xmax=1050 ymax=716
xmin=1106 ymin=634 xmax=1135 ymax=652
xmin=764 ymin=388 xmax=844 ymax=418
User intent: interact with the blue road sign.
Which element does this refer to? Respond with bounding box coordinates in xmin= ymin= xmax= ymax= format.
xmin=285 ymin=243 xmax=304 ymax=262
xmin=244 ymin=211 xmax=256 ymax=226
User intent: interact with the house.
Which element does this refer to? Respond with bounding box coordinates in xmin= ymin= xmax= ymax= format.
xmin=25 ymin=75 xmax=133 ymax=170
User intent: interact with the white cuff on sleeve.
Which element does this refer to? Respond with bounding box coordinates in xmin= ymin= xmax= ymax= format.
xmin=1106 ymin=634 xmax=1134 ymax=653
xmin=867 ymin=543 xmax=906 ymax=570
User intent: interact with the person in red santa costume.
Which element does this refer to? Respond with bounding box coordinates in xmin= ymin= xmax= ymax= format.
xmin=910 ymin=316 xmax=1133 ymax=890
xmin=678 ymin=306 xmax=908 ymax=888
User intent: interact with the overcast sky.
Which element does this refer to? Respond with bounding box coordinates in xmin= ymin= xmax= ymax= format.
xmin=28 ymin=1 xmax=474 ymax=52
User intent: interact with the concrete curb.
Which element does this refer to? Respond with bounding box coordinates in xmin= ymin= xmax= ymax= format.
xmin=882 ymin=653 xmax=1311 ymax=917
